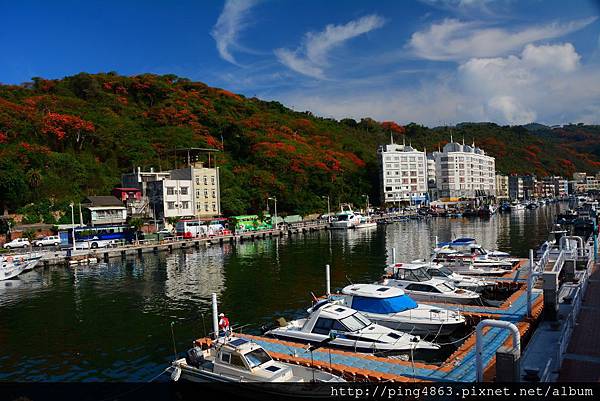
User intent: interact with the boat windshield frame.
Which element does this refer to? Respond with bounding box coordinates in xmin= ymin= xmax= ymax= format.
xmin=244 ymin=347 xmax=273 ymax=369
xmin=394 ymin=266 xmax=431 ymax=282
xmin=338 ymin=312 xmax=371 ymax=332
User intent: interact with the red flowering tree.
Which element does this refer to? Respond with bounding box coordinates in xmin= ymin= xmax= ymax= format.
xmin=381 ymin=121 xmax=405 ymax=135
xmin=42 ymin=112 xmax=95 ymax=150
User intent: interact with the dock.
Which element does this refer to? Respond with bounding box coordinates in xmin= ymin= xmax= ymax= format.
xmin=195 ymin=236 xmax=596 ymax=383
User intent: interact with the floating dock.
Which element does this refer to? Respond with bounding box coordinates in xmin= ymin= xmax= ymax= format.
xmin=196 ymin=237 xmax=596 ymax=383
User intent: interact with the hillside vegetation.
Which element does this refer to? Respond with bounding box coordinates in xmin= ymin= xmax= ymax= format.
xmin=0 ymin=73 xmax=598 ymax=222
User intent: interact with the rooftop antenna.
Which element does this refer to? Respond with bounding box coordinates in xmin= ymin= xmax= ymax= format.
xmin=390 ymin=132 xmax=394 ymax=145
xmin=402 ymin=136 xmax=406 ymax=146
xmin=462 ymin=136 xmax=465 ymax=146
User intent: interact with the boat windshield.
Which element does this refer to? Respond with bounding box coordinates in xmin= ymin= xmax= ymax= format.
xmin=436 ymin=282 xmax=456 ymax=292
xmin=438 ymin=266 xmax=454 ymax=276
xmin=351 ymin=295 xmax=418 ymax=314
xmin=337 ymin=214 xmax=349 ymax=221
xmin=394 ymin=267 xmax=431 ymax=282
xmin=339 ymin=313 xmax=370 ymax=332
xmin=244 ymin=348 xmax=273 ymax=368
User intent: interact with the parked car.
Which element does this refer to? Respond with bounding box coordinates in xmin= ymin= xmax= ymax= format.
xmin=157 ymin=228 xmax=174 ymax=238
xmin=3 ymin=238 xmax=31 ymax=249
xmin=33 ymin=235 xmax=61 ymax=247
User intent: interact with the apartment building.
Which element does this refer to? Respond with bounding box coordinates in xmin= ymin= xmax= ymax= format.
xmin=433 ymin=141 xmax=496 ymax=200
xmin=378 ymin=140 xmax=428 ymax=204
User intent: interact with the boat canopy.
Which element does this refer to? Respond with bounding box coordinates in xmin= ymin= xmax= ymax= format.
xmin=351 ymin=295 xmax=417 ymax=314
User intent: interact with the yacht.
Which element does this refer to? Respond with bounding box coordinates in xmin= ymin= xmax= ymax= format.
xmin=330 ymin=284 xmax=465 ymax=336
xmin=0 ymin=254 xmax=41 ymax=280
xmin=354 ymin=215 xmax=377 ymax=229
xmin=265 ymin=301 xmax=439 ymax=355
xmin=380 ymin=263 xmax=481 ymax=305
xmin=432 ymin=238 xmax=517 ymax=273
xmin=510 ymin=202 xmax=525 ymax=211
xmin=330 ymin=204 xmax=361 ymax=229
xmin=420 ymin=262 xmax=495 ymax=292
xmin=170 ymin=336 xmax=345 ymax=383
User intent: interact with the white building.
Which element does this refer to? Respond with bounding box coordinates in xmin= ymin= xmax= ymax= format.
xmin=147 ymin=179 xmax=194 ymax=220
xmin=433 ymin=140 xmax=496 ymax=200
xmin=378 ymin=139 xmax=428 ymax=204
xmin=125 ymin=161 xmax=222 ymax=222
xmin=170 ymin=163 xmax=221 ymax=217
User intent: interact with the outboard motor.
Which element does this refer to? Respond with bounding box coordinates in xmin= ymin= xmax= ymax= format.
xmin=186 ymin=346 xmax=204 ymax=368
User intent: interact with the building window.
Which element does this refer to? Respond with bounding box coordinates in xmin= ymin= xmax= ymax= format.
xmin=181 ymin=201 xmax=189 ymax=209
xmin=211 ymin=177 xmax=215 ymax=185
xmin=180 ymin=187 xmax=188 ymax=195
xmin=212 ymin=204 xmax=216 ymax=211
xmin=203 ymin=176 xmax=207 ymax=185
xmin=166 ymin=187 xmax=175 ymax=195
xmin=195 ymin=178 xmax=200 ymax=185
xmin=167 ymin=202 xmax=175 ymax=210
xmin=211 ymin=190 xmax=215 ymax=198
xmin=204 ymin=189 xmax=208 ymax=198
xmin=204 ymin=204 xmax=209 ymax=211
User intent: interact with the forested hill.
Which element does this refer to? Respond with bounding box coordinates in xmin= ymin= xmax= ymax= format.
xmin=0 ymin=73 xmax=599 ymax=220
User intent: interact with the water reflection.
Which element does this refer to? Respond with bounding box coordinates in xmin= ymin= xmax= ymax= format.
xmin=0 ymin=205 xmax=566 ymax=381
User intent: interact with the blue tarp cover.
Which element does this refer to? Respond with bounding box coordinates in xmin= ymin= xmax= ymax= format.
xmin=351 ymin=295 xmax=417 ymax=314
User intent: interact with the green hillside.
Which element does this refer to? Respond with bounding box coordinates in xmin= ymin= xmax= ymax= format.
xmin=0 ymin=73 xmax=598 ymax=222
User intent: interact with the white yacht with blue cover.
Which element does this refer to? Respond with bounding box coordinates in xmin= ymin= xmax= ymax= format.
xmin=330 ymin=284 xmax=465 ymax=336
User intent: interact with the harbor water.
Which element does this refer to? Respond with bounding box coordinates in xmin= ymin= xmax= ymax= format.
xmin=0 ymin=205 xmax=564 ymax=381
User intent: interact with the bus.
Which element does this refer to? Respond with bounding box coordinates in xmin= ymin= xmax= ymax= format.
xmin=59 ymin=225 xmax=136 ymax=249
xmin=175 ymin=218 xmax=231 ymax=239
xmin=229 ymin=215 xmax=272 ymax=233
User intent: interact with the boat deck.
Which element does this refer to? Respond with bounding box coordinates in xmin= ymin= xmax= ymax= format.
xmin=558 ymin=263 xmax=600 ymax=382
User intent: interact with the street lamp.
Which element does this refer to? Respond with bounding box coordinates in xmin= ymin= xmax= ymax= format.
xmin=69 ymin=203 xmax=76 ymax=250
xmin=321 ymin=196 xmax=331 ymax=223
xmin=268 ymin=196 xmax=278 ymax=230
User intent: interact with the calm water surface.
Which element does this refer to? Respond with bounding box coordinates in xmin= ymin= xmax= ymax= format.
xmin=0 ymin=205 xmax=564 ymax=381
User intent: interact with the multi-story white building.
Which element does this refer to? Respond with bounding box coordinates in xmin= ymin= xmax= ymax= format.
xmin=433 ymin=141 xmax=496 ymax=200
xmin=147 ymin=178 xmax=194 ymax=220
xmin=378 ymin=140 xmax=428 ymax=204
xmin=124 ymin=161 xmax=221 ymax=222
xmin=170 ymin=163 xmax=221 ymax=217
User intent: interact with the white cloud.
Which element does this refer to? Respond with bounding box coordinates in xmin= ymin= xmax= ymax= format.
xmin=211 ymin=0 xmax=259 ymax=65
xmin=275 ymin=15 xmax=385 ymax=79
xmin=268 ymin=43 xmax=600 ymax=126
xmin=408 ymin=17 xmax=596 ymax=61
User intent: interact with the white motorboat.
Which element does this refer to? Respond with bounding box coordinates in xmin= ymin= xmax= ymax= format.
xmin=170 ymin=336 xmax=345 ymax=383
xmin=330 ymin=204 xmax=361 ymax=229
xmin=432 ymin=238 xmax=517 ymax=273
xmin=265 ymin=300 xmax=439 ymax=355
xmin=380 ymin=263 xmax=481 ymax=305
xmin=510 ymin=202 xmax=525 ymax=211
xmin=0 ymin=254 xmax=41 ymax=280
xmin=331 ymin=284 xmax=465 ymax=336
xmin=354 ymin=215 xmax=377 ymax=229
xmin=420 ymin=262 xmax=495 ymax=292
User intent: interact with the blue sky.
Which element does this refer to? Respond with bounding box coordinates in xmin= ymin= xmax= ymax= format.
xmin=1 ymin=0 xmax=600 ymax=125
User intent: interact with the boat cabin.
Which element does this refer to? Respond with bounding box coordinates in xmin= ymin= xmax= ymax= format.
xmin=305 ymin=302 xmax=373 ymax=335
xmin=387 ymin=263 xmax=432 ymax=282
xmin=338 ymin=284 xmax=418 ymax=314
